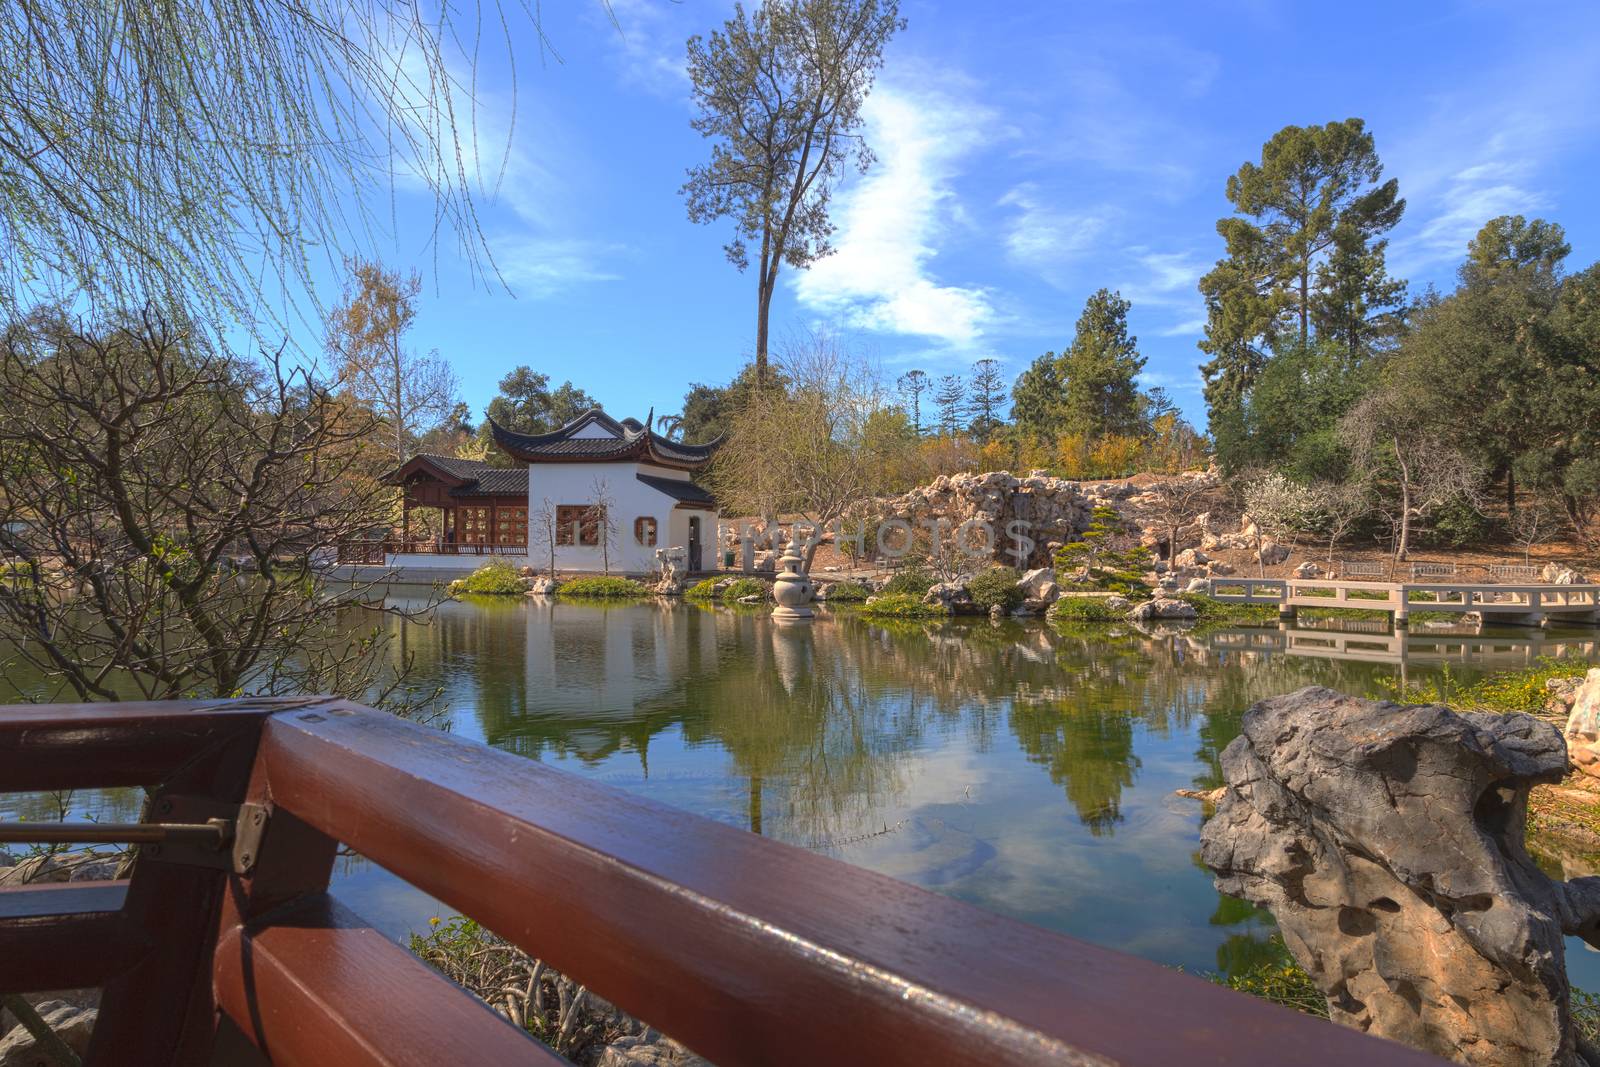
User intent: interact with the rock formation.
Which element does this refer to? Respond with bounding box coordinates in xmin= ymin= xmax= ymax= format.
xmin=1564 ymin=670 xmax=1600 ymax=780
xmin=1201 ymin=686 xmax=1600 ymax=1066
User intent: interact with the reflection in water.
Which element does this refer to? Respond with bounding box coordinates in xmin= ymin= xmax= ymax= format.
xmin=7 ymin=597 xmax=1596 ymax=984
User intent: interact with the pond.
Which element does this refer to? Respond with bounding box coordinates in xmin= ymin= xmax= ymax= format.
xmin=7 ymin=595 xmax=1600 ymax=989
xmin=335 ymin=594 xmax=1600 ymax=988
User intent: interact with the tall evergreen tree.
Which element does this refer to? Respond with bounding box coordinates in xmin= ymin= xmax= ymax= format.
xmin=1060 ymin=289 xmax=1145 ymax=438
xmin=933 ymin=374 xmax=967 ymax=436
xmin=897 ymin=369 xmax=930 ymax=435
xmin=1198 ymin=119 xmax=1405 ymax=451
xmin=1011 ymin=353 xmax=1062 ymax=441
xmin=967 ymin=358 xmax=1008 ymax=443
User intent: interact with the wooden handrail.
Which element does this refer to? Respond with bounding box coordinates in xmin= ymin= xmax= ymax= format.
xmin=0 ymin=698 xmax=1450 ymax=1065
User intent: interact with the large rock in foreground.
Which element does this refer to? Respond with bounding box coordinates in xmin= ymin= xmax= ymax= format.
xmin=1200 ymin=686 xmax=1600 ymax=1066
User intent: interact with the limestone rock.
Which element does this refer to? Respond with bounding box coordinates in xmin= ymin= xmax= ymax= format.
xmin=988 ymin=603 xmax=1005 ymax=621
xmin=923 ymin=582 xmax=973 ymax=612
xmin=1548 ymin=675 xmax=1587 ymax=716
xmin=1184 ymin=577 xmax=1209 ymax=595
xmin=1293 ymin=561 xmax=1322 ymax=579
xmin=595 ymin=1034 xmax=711 ymax=1067
xmin=1201 ymin=686 xmax=1600 ymax=1066
xmin=1174 ymin=548 xmax=1209 ymax=569
xmin=1256 ymin=540 xmax=1290 ymax=567
xmin=1103 ymin=594 xmax=1132 ymax=613
xmin=527 ymin=576 xmax=559 ymax=596
xmin=1565 ymin=670 xmax=1600 ymax=779
xmin=1018 ymin=567 xmax=1058 ymax=601
xmin=1543 ymin=563 xmax=1587 ymax=585
xmin=67 ymin=859 xmax=120 ymax=882
xmin=0 ymin=1001 xmax=96 ymax=1066
xmin=1128 ymin=597 xmax=1197 ymax=622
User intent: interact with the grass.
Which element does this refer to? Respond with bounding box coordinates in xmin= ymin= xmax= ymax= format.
xmin=860 ymin=593 xmax=949 ymax=619
xmin=684 ymin=578 xmax=719 ymax=599
xmin=1380 ymin=655 xmax=1597 ymax=713
xmin=720 ymin=577 xmax=770 ymax=601
xmin=822 ymin=580 xmax=870 ymax=601
xmin=881 ymin=567 xmax=936 ymax=597
xmin=1180 ymin=593 xmax=1280 ymax=626
xmin=1049 ymin=595 xmax=1125 ymax=622
xmin=556 ymin=575 xmax=650 ymax=599
xmin=967 ymin=566 xmax=1024 ymax=613
xmin=1208 ymin=947 xmax=1328 ymax=1019
xmin=448 ymin=559 xmax=527 ymax=597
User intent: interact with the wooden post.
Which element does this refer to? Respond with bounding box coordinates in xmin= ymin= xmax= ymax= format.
xmin=401 ymin=496 xmax=410 ymax=548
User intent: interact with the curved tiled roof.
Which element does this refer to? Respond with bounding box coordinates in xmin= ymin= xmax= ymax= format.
xmin=488 ymin=408 xmax=722 ymax=470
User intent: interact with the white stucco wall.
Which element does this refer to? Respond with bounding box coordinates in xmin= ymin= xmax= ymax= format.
xmin=525 ymin=460 xmax=680 ymax=574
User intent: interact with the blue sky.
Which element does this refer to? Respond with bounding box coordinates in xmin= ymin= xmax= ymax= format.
xmin=351 ymin=0 xmax=1600 ymax=428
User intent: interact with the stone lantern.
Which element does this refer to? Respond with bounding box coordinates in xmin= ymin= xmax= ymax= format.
xmin=771 ymin=541 xmax=814 ymax=622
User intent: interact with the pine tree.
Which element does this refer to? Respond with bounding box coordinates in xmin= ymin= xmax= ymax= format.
xmin=1010 ymin=353 xmax=1062 ymax=440
xmin=967 ymin=358 xmax=1007 ymax=443
xmin=1198 ymin=119 xmax=1406 ymax=454
xmin=933 ymin=374 xmax=967 ymax=436
xmin=1060 ymin=289 xmax=1145 ymax=438
xmin=897 ymin=369 xmax=930 ymax=435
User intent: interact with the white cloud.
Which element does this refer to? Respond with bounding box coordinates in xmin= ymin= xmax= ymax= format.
xmin=792 ymin=80 xmax=1000 ymax=349
xmin=490 ymin=236 xmax=624 ymax=298
xmin=1390 ymin=153 xmax=1548 ymax=278
xmin=998 ymin=183 xmax=1108 ymax=274
xmin=376 ymin=25 xmax=624 ymax=298
xmin=601 ymin=0 xmax=691 ymax=95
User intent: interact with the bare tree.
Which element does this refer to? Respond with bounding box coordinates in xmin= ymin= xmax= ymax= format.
xmin=0 ymin=306 xmax=435 ymax=709
xmin=1510 ymin=497 xmax=1563 ymax=564
xmin=681 ymin=0 xmax=905 ymax=383
xmin=585 ymin=478 xmax=620 ymax=575
xmin=530 ymin=497 xmax=559 ymax=575
xmin=327 ymin=258 xmax=459 ymax=463
xmin=1142 ymin=475 xmax=1216 ymax=561
xmin=1340 ymin=392 xmax=1483 ymax=561
xmin=707 ymin=330 xmax=910 ymax=571
xmin=1310 ymin=478 xmax=1373 ymax=563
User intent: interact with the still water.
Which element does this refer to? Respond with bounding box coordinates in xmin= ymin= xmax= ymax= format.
xmin=339 ymin=594 xmax=1600 ymax=985
xmin=7 ymin=595 xmax=1599 ymax=986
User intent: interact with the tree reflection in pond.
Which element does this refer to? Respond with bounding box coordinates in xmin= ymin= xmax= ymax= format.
xmin=25 ymin=595 xmax=1583 ymax=982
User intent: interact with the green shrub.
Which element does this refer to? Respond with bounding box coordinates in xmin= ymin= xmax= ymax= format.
xmin=684 ymin=578 xmax=720 ymax=600
xmin=1179 ymin=593 xmax=1278 ymax=625
xmin=966 ymin=566 xmax=1024 ymax=612
xmin=822 ymin=580 xmax=869 ymax=601
xmin=1049 ymin=595 xmax=1123 ymax=622
xmin=882 ymin=567 xmax=936 ymax=597
xmin=860 ymin=593 xmax=948 ymax=618
xmin=720 ymin=577 xmax=770 ymax=601
xmin=557 ymin=575 xmax=650 ymax=599
xmin=1383 ymin=656 xmax=1598 ymax=714
xmin=1209 ymin=947 xmax=1328 ymax=1018
xmin=449 ymin=559 xmax=528 ymax=596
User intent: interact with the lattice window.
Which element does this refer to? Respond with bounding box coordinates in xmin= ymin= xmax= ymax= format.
xmin=635 ymin=516 xmax=657 ymax=547
xmin=556 ymin=505 xmax=600 ymax=546
xmin=496 ymin=507 xmax=527 ymax=545
xmin=459 ymin=506 xmax=490 ymax=544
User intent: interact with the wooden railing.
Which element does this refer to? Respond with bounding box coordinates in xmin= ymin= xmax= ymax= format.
xmin=0 ymin=698 xmax=1448 ymax=1065
xmin=335 ymin=540 xmax=528 ymax=563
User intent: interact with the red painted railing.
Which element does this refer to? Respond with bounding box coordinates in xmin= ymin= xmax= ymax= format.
xmin=0 ymin=698 xmax=1449 ymax=1065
